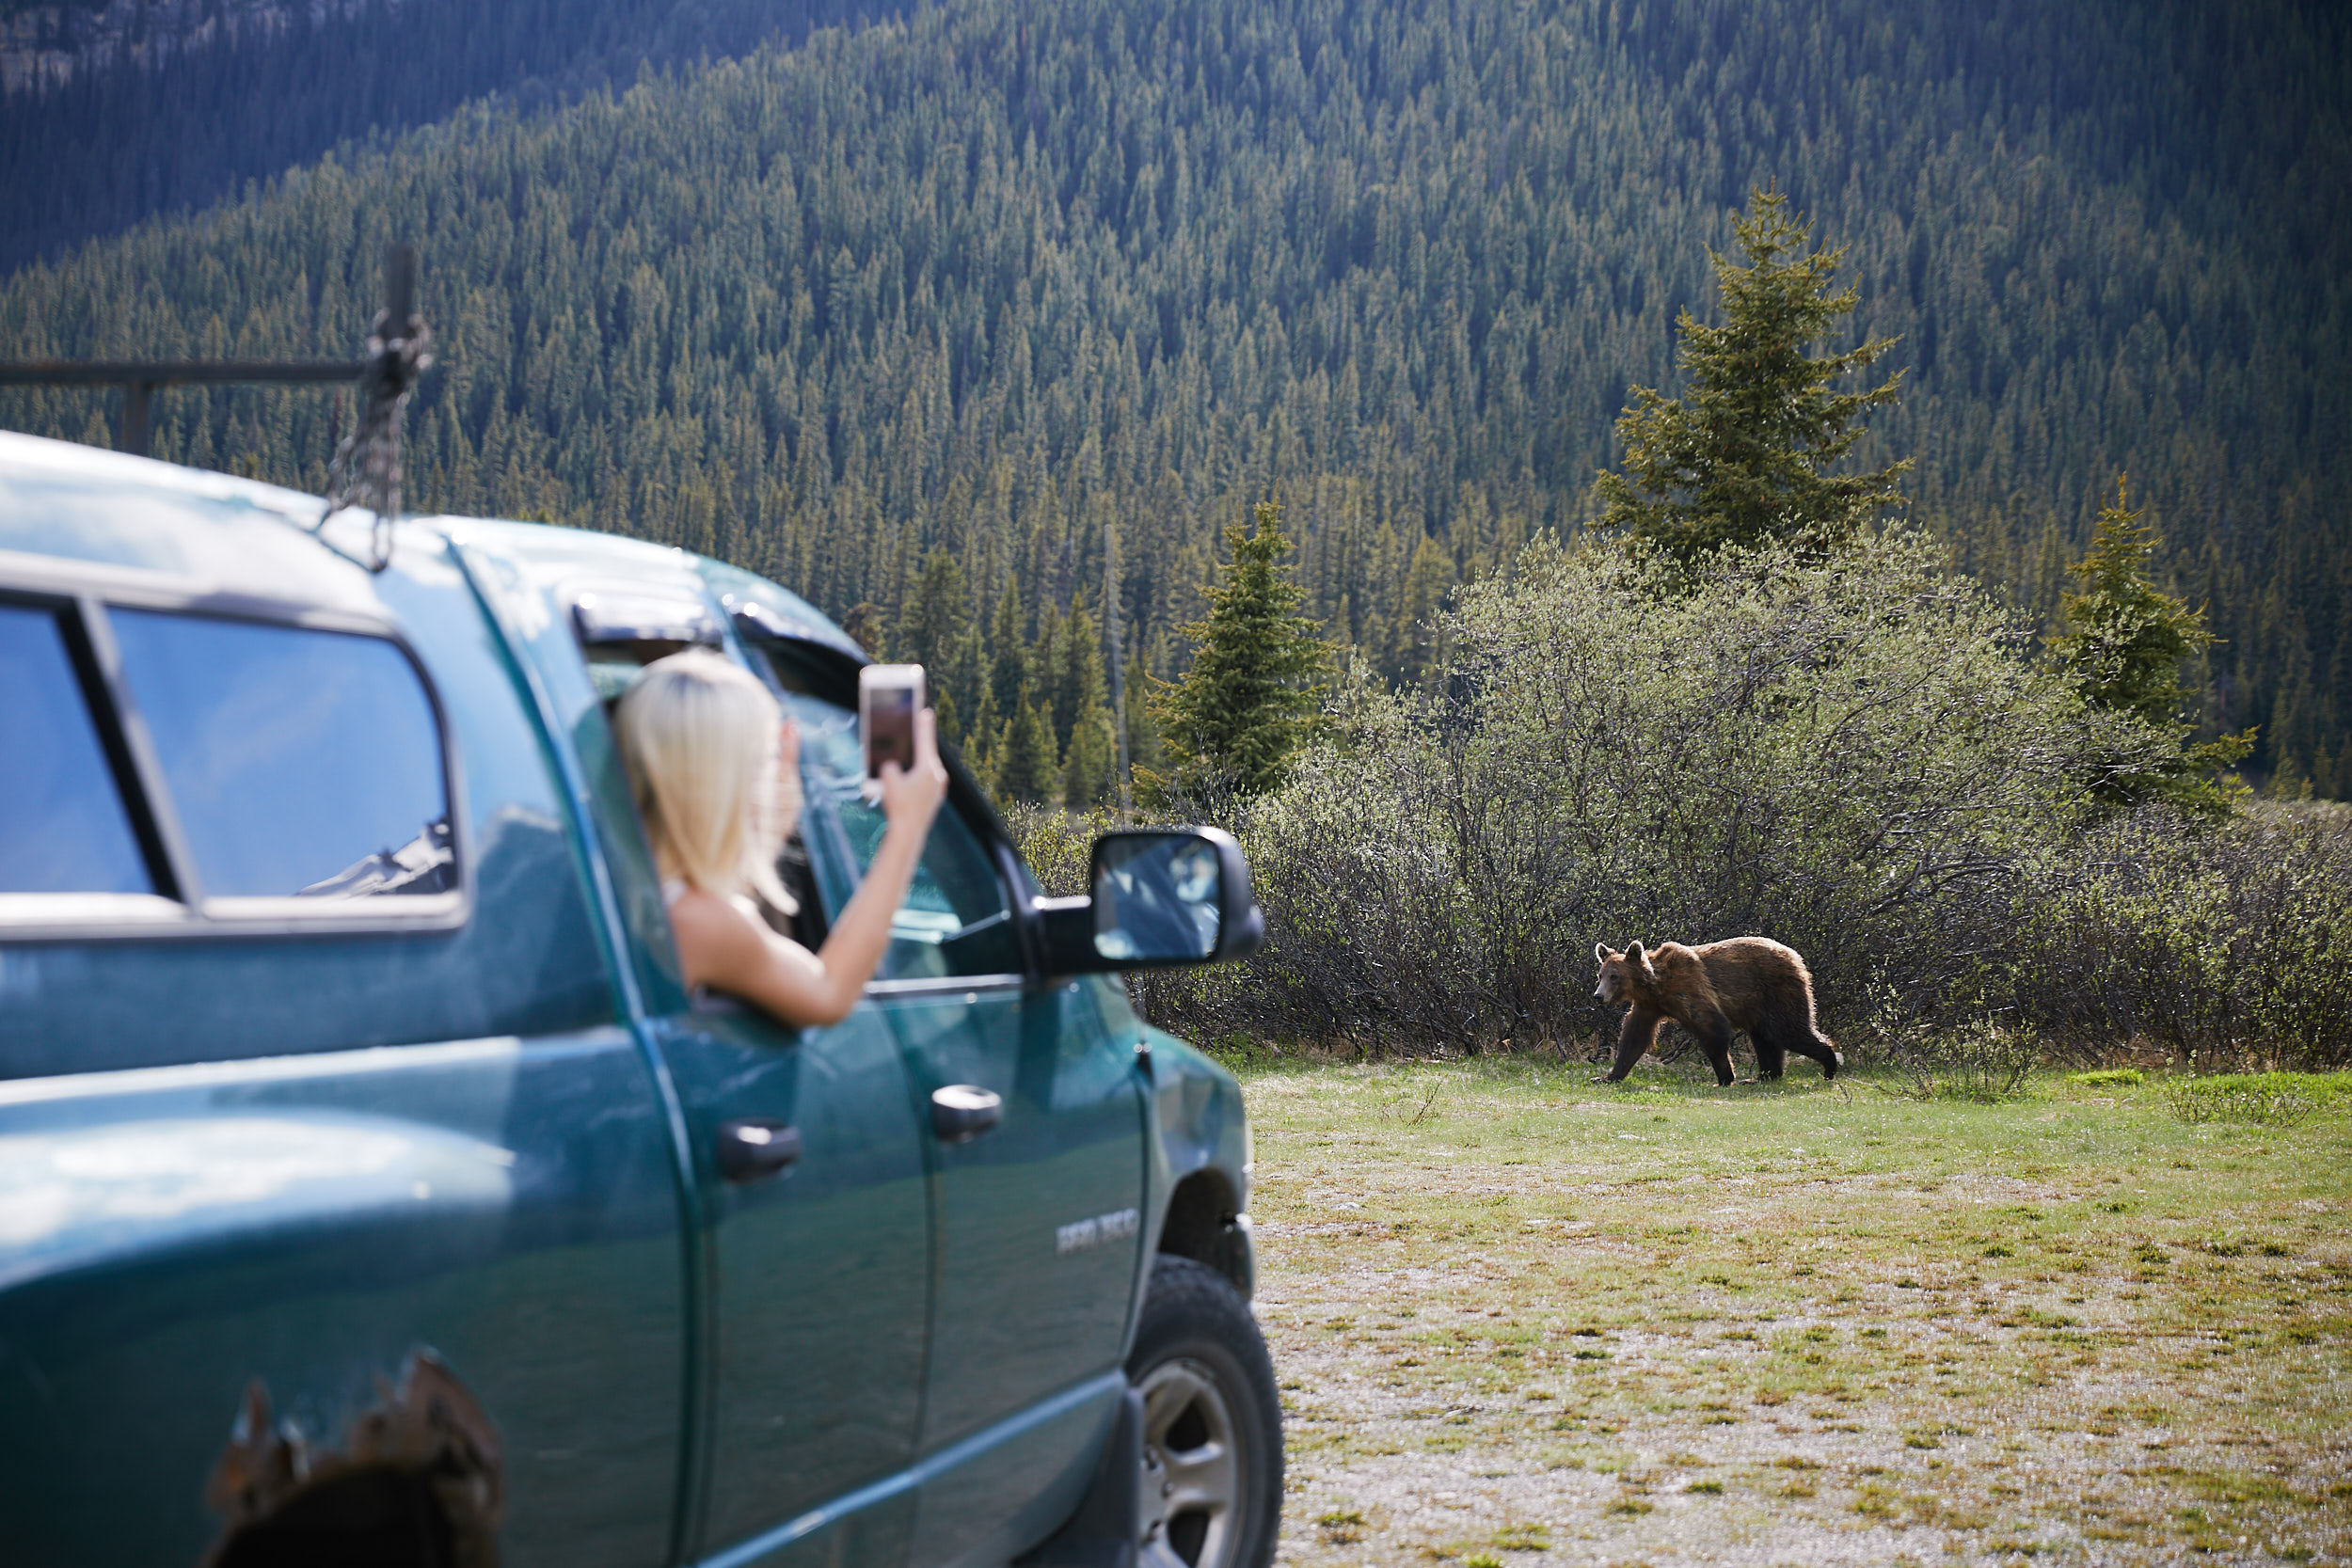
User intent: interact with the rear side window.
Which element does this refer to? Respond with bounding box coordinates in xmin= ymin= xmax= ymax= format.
xmin=0 ymin=602 xmax=152 ymax=895
xmin=110 ymin=610 xmax=453 ymax=900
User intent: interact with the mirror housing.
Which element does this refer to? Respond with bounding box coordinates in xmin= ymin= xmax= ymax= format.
xmin=1034 ymin=827 xmax=1264 ymax=974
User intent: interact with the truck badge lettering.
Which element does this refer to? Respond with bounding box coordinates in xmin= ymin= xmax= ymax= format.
xmin=1056 ymin=1207 xmax=1139 ymax=1256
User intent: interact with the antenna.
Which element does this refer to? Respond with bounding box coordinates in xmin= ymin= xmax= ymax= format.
xmin=0 ymin=242 xmax=433 ymax=569
xmin=320 ymin=241 xmax=435 ymax=569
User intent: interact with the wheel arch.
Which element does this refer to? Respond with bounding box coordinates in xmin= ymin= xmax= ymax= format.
xmin=1156 ymin=1167 xmax=1252 ymax=1297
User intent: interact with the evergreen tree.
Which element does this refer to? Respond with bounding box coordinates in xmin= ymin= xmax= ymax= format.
xmin=1052 ymin=592 xmax=1110 ymax=751
xmin=1595 ymin=187 xmax=1909 ymax=562
xmin=838 ymin=601 xmax=887 ymax=658
xmin=1032 ymin=600 xmax=1069 ymax=747
xmin=988 ymin=580 xmax=1027 ymax=726
xmin=1148 ymin=499 xmax=1332 ymax=800
xmin=1391 ymin=532 xmax=1454 ymax=684
xmin=932 ymin=686 xmax=963 ymax=751
xmin=1062 ymin=705 xmax=1120 ymax=808
xmin=2054 ymin=478 xmax=2254 ymax=815
xmin=898 ymin=547 xmax=973 ymax=673
xmin=993 ymin=682 xmax=1060 ymax=805
xmin=1123 ymin=649 xmax=1164 ymax=783
xmin=943 ymin=622 xmax=993 ymax=755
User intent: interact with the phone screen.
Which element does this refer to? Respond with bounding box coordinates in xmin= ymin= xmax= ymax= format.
xmin=864 ymin=676 xmax=918 ymax=779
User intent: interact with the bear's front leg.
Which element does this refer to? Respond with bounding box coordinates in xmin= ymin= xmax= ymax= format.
xmin=1597 ymin=1006 xmax=1662 ymax=1083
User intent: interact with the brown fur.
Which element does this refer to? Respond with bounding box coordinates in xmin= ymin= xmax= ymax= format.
xmin=1591 ymin=937 xmax=1840 ymax=1085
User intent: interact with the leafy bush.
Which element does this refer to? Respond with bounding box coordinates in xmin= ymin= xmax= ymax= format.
xmin=2006 ymin=804 xmax=2352 ymax=1069
xmin=998 ymin=801 xmax=1127 ymax=896
xmin=1184 ymin=531 xmax=2127 ymax=1056
xmin=2164 ymin=1072 xmax=2352 ymax=1127
xmin=2066 ymin=1068 xmax=2145 ymax=1086
xmin=1005 ymin=539 xmax=2352 ymax=1073
xmin=1873 ymin=1021 xmax=2042 ymax=1103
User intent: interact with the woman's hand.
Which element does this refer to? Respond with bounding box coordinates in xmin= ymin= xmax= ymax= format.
xmin=877 ymin=706 xmax=948 ymax=839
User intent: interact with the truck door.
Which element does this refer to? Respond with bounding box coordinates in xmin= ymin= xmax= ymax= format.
xmin=483 ymin=559 xmax=935 ymax=1567
xmin=770 ymin=689 xmax=1147 ymax=1568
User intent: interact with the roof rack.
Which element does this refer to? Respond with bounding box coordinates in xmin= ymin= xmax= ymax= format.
xmin=0 ymin=243 xmax=431 ymax=571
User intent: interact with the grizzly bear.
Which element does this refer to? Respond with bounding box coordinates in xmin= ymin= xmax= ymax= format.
xmin=1592 ymin=937 xmax=1841 ymax=1085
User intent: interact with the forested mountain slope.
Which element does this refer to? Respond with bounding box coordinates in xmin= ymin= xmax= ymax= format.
xmin=2 ymin=0 xmax=2345 ymax=788
xmin=0 ymin=0 xmax=904 ymax=272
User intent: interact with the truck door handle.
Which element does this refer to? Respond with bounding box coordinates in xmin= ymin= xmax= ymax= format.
xmin=715 ymin=1118 xmax=803 ymax=1181
xmin=930 ymin=1085 xmax=1003 ymax=1143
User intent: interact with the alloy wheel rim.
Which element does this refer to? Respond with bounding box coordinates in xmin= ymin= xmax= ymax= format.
xmin=1136 ymin=1356 xmax=1242 ymax=1568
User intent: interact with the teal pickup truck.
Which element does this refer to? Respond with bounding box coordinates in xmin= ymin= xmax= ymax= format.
xmin=0 ymin=431 xmax=1279 ymax=1568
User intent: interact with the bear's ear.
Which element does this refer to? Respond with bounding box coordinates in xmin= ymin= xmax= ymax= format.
xmin=1595 ymin=942 xmax=1613 ymax=966
xmin=1629 ymin=941 xmax=1658 ymax=979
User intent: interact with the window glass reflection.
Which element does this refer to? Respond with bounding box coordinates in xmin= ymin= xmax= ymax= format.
xmin=780 ymin=688 xmax=1020 ymax=979
xmin=0 ymin=603 xmax=152 ymax=895
xmin=111 ymin=610 xmax=453 ymax=900
xmin=1094 ymin=835 xmax=1220 ymax=961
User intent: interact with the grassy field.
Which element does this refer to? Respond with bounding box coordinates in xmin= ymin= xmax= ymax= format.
xmin=1237 ymin=1058 xmax=2352 ymax=1566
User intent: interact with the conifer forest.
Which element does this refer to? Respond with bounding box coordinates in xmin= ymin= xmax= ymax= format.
xmin=2 ymin=0 xmax=2347 ymax=796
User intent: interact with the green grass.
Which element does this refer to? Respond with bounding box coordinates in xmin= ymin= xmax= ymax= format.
xmin=1244 ymin=1057 xmax=2352 ymax=1565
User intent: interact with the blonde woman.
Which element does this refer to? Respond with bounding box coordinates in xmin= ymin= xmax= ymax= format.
xmin=614 ymin=649 xmax=947 ymax=1027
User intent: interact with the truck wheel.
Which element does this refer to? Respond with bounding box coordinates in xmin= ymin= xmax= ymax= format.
xmin=1127 ymin=1255 xmax=1282 ymax=1568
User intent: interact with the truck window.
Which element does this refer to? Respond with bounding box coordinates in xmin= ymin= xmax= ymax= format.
xmin=0 ymin=601 xmax=152 ymax=894
xmin=108 ymin=610 xmax=454 ymax=900
xmin=786 ymin=696 xmax=1023 ymax=981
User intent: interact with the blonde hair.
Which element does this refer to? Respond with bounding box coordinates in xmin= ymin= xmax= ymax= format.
xmin=614 ymin=649 xmax=800 ymax=913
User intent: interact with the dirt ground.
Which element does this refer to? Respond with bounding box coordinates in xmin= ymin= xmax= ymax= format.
xmin=1237 ymin=1060 xmax=2352 ymax=1567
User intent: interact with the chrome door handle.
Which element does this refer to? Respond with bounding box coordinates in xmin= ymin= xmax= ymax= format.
xmin=930 ymin=1085 xmax=1003 ymax=1143
xmin=715 ymin=1118 xmax=803 ymax=1181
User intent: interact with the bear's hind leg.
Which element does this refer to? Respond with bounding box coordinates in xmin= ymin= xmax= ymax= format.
xmin=1764 ymin=994 xmax=1842 ymax=1080
xmin=1692 ymin=1009 xmax=1738 ymax=1086
xmin=1801 ymin=1027 xmax=1844 ymax=1081
xmin=1773 ymin=1024 xmax=1842 ymax=1080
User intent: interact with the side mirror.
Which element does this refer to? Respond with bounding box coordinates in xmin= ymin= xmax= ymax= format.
xmin=1033 ymin=828 xmax=1264 ymax=974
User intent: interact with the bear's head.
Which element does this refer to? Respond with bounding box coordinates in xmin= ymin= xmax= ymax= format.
xmin=1593 ymin=942 xmax=1659 ymax=1006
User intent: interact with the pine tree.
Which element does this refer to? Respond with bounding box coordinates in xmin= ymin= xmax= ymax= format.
xmin=1147 ymin=499 xmax=1332 ymax=800
xmin=988 ymin=580 xmax=1026 ymax=726
xmin=837 ymin=601 xmax=888 ymax=658
xmin=1123 ymin=649 xmax=1163 ymax=783
xmin=1595 ymin=186 xmax=1909 ymax=562
xmin=2053 ymin=478 xmax=2255 ymax=816
xmin=898 ymin=547 xmax=973 ymax=673
xmin=1061 ymin=704 xmax=1119 ymax=808
xmin=1052 ymin=592 xmax=1110 ymax=749
xmin=943 ymin=621 xmax=992 ymax=753
xmin=1391 ymin=531 xmax=1454 ymax=684
xmin=993 ymin=682 xmax=1060 ymax=805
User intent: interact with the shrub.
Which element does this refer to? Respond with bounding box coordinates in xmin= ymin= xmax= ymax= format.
xmin=1019 ymin=538 xmax=2352 ymax=1071
xmin=998 ymin=800 xmax=1126 ymax=896
xmin=1184 ymin=531 xmax=2121 ymax=1055
xmin=2007 ymin=803 xmax=2352 ymax=1069
xmin=1872 ymin=1020 xmax=2041 ymax=1102
xmin=2164 ymin=1071 xmax=2351 ymax=1127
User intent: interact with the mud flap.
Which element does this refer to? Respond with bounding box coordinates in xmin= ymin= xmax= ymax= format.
xmin=1012 ymin=1386 xmax=1143 ymax=1568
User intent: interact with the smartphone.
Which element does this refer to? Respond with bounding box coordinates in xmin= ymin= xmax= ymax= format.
xmin=859 ymin=664 xmax=924 ymax=780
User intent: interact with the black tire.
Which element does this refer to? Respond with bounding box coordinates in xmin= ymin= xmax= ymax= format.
xmin=1126 ymin=1255 xmax=1283 ymax=1568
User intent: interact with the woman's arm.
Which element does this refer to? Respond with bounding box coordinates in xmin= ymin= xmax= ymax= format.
xmin=671 ymin=708 xmax=949 ymax=1028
